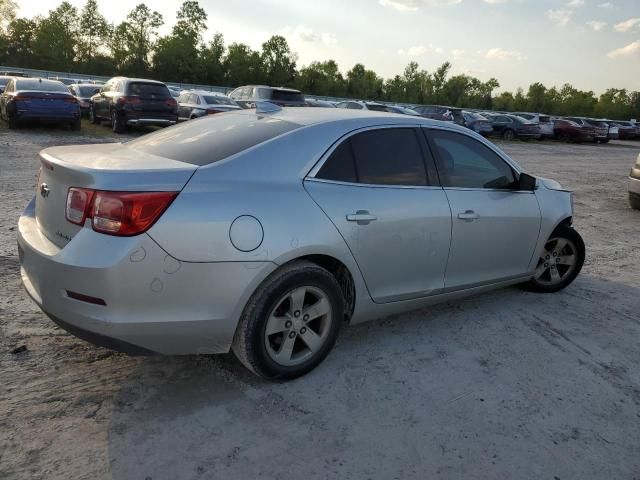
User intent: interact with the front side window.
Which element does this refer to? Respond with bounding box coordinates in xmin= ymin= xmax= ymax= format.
xmin=316 ymin=128 xmax=428 ymax=186
xmin=429 ymin=130 xmax=516 ymax=189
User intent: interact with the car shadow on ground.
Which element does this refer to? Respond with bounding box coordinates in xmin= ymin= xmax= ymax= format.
xmin=105 ymin=275 xmax=640 ymax=480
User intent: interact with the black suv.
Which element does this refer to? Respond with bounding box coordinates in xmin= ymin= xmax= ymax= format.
xmin=89 ymin=77 xmax=178 ymax=132
xmin=229 ymin=85 xmax=306 ymax=109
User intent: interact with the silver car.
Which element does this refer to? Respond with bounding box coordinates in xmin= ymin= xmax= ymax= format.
xmin=629 ymin=152 xmax=640 ymax=209
xmin=18 ymin=107 xmax=585 ymax=379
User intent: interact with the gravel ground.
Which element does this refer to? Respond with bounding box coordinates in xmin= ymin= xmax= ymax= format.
xmin=1 ymin=123 xmax=639 ymax=480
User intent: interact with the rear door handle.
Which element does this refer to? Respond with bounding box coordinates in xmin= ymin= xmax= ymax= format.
xmin=346 ymin=210 xmax=377 ymax=225
xmin=457 ymin=210 xmax=480 ymax=221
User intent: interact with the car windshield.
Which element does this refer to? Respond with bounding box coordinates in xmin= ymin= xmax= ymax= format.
xmin=127 ymin=82 xmax=171 ymax=98
xmin=16 ymin=79 xmax=69 ymax=92
xmin=203 ymin=96 xmax=234 ymax=105
xmin=127 ymin=112 xmax=300 ymax=166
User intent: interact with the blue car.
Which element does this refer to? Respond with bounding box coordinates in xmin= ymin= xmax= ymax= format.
xmin=0 ymin=78 xmax=81 ymax=129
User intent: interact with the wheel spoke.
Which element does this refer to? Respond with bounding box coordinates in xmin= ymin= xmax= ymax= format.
xmin=275 ymin=333 xmax=296 ymax=363
xmin=534 ymin=262 xmax=548 ymax=280
xmin=266 ymin=315 xmax=289 ymax=336
xmin=289 ymin=287 xmax=306 ymax=315
xmin=552 ymin=238 xmax=568 ymax=255
xmin=549 ymin=266 xmax=561 ymax=283
xmin=303 ymin=297 xmax=330 ymax=321
xmin=556 ymin=255 xmax=576 ymax=266
xmin=299 ymin=328 xmax=322 ymax=352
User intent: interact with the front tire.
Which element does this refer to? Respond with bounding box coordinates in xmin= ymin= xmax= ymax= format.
xmin=232 ymin=261 xmax=344 ymax=380
xmin=71 ymin=118 xmax=81 ymax=131
xmin=111 ymin=109 xmax=125 ymax=133
xmin=502 ymin=129 xmax=515 ymax=141
xmin=6 ymin=112 xmax=18 ymax=129
xmin=524 ymin=224 xmax=585 ymax=293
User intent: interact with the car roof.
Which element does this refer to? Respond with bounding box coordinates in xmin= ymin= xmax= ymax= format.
xmin=184 ymin=90 xmax=229 ymax=97
xmin=110 ymin=77 xmax=167 ymax=85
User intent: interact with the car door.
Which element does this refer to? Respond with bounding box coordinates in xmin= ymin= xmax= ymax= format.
xmin=304 ymin=126 xmax=452 ymax=303
xmin=425 ymin=128 xmax=541 ymax=290
xmin=0 ymin=79 xmax=11 ymax=118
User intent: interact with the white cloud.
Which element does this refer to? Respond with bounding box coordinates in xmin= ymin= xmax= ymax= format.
xmin=546 ymin=9 xmax=573 ymax=26
xmin=586 ymin=20 xmax=607 ymax=31
xmin=567 ymin=0 xmax=584 ymax=6
xmin=614 ymin=18 xmax=640 ymax=32
xmin=598 ymin=2 xmax=613 ymax=7
xmin=482 ymin=0 xmax=509 ymax=4
xmin=279 ymin=25 xmax=337 ymax=45
xmin=480 ymin=47 xmax=525 ymax=61
xmin=607 ymin=39 xmax=640 ymax=58
xmin=398 ymin=44 xmax=444 ymax=56
xmin=379 ymin=0 xmax=462 ymax=11
xmin=450 ymin=48 xmax=465 ymax=58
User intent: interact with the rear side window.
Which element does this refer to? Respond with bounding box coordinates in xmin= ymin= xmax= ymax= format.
xmin=366 ymin=104 xmax=388 ymax=112
xmin=317 ymin=128 xmax=428 ymax=186
xmin=127 ymin=113 xmax=300 ymax=166
xmin=203 ymin=95 xmax=234 ymax=105
xmin=429 ymin=130 xmax=515 ymax=189
xmin=127 ymin=82 xmax=171 ymax=98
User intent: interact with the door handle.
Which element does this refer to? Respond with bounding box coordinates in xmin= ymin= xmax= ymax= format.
xmin=346 ymin=210 xmax=377 ymax=225
xmin=457 ymin=210 xmax=480 ymax=221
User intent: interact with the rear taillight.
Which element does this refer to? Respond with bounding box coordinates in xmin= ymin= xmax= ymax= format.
xmin=165 ymin=98 xmax=178 ymax=108
xmin=65 ymin=189 xmax=177 ymax=236
xmin=65 ymin=187 xmax=94 ymax=225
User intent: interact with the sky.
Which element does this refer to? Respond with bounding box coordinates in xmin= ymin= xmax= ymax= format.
xmin=17 ymin=0 xmax=640 ymax=94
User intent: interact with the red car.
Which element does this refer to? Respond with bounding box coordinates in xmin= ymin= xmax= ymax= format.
xmin=553 ymin=118 xmax=596 ymax=143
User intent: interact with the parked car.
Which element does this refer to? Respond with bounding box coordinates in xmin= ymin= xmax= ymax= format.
xmin=17 ymin=107 xmax=584 ymax=379
xmin=48 ymin=76 xmax=78 ymax=86
xmin=0 ymin=75 xmax=12 ymax=94
xmin=629 ymin=152 xmax=640 ymax=209
xmin=68 ymin=83 xmax=100 ymax=116
xmin=553 ymin=118 xmax=596 ymax=143
xmin=229 ymin=85 xmax=306 ymax=108
xmin=514 ymin=112 xmax=554 ymax=139
xmin=609 ymin=121 xmax=638 ymax=140
xmin=89 ymin=77 xmax=178 ymax=133
xmin=0 ymin=71 xmax=28 ymax=77
xmin=484 ymin=113 xmax=541 ymax=140
xmin=306 ymin=98 xmax=337 ymax=108
xmin=412 ymin=105 xmax=454 ymax=122
xmin=335 ymin=100 xmax=390 ymax=111
xmin=604 ymin=121 xmax=619 ymax=140
xmin=385 ymin=105 xmax=421 ymax=116
xmin=574 ymin=118 xmax=610 ymax=143
xmin=167 ymin=86 xmax=183 ymax=98
xmin=451 ymin=110 xmax=493 ymax=136
xmin=0 ymin=77 xmax=80 ymax=129
xmin=176 ymin=90 xmax=240 ymax=121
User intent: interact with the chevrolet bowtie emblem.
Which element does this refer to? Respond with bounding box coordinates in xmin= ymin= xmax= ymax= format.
xmin=40 ymin=183 xmax=50 ymax=198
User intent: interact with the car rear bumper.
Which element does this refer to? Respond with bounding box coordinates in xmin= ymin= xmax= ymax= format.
xmin=18 ymin=198 xmax=275 ymax=355
xmin=126 ymin=118 xmax=177 ymax=127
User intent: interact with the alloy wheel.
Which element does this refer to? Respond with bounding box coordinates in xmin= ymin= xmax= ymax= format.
xmin=264 ymin=286 xmax=333 ymax=367
xmin=533 ymin=237 xmax=578 ymax=286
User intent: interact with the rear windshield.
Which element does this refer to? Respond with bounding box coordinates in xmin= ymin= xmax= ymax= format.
xmin=16 ymin=79 xmax=69 ymax=92
xmin=539 ymin=115 xmax=551 ymax=122
xmin=203 ymin=96 xmax=234 ymax=105
xmin=366 ymin=104 xmax=388 ymax=112
xmin=127 ymin=82 xmax=171 ymax=98
xmin=270 ymin=89 xmax=305 ymax=103
xmin=77 ymin=85 xmax=98 ymax=96
xmin=126 ymin=112 xmax=300 ymax=166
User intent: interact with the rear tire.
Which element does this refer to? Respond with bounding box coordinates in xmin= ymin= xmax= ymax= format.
xmin=232 ymin=261 xmax=344 ymax=380
xmin=89 ymin=105 xmax=99 ymax=124
xmin=629 ymin=193 xmax=640 ymax=210
xmin=111 ymin=110 xmax=125 ymax=133
xmin=502 ymin=129 xmax=515 ymax=141
xmin=7 ymin=113 xmax=18 ymax=129
xmin=523 ymin=224 xmax=585 ymax=293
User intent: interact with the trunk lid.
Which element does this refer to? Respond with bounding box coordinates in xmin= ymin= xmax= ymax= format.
xmin=35 ymin=143 xmax=197 ymax=248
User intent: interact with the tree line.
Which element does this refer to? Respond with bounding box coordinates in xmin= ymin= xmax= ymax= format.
xmin=0 ymin=0 xmax=638 ymax=120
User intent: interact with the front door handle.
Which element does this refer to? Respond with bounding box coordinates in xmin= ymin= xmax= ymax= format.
xmin=346 ymin=210 xmax=377 ymax=225
xmin=457 ymin=210 xmax=480 ymax=221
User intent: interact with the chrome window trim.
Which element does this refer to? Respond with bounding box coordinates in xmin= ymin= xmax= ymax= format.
xmin=305 ymin=177 xmax=445 ymax=191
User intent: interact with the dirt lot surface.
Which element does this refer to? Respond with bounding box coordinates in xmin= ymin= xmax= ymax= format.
xmin=1 ymin=123 xmax=640 ymax=480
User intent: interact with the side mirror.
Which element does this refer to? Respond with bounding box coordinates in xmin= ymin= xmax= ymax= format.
xmin=518 ymin=172 xmax=537 ymax=191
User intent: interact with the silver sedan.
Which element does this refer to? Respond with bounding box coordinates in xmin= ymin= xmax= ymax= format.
xmin=18 ymin=106 xmax=585 ymax=379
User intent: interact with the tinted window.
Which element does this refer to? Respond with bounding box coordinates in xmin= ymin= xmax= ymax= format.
xmin=348 ymin=102 xmax=363 ymax=110
xmin=0 ymin=78 xmax=10 ymax=87
xmin=127 ymin=113 xmax=300 ymax=166
xmin=429 ymin=130 xmax=516 ymax=189
xmin=203 ymin=95 xmax=234 ymax=105
xmin=366 ymin=104 xmax=388 ymax=112
xmin=316 ymin=141 xmax=357 ymax=183
xmin=335 ymin=102 xmax=349 ymax=109
xmin=352 ymin=129 xmax=427 ymax=186
xmin=77 ymin=85 xmax=97 ymax=96
xmin=15 ymin=79 xmax=69 ymax=92
xmin=127 ymin=82 xmax=171 ymax=98
xmin=271 ymin=89 xmax=305 ymax=103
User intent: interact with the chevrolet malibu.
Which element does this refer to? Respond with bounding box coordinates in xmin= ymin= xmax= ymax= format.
xmin=18 ymin=107 xmax=585 ymax=379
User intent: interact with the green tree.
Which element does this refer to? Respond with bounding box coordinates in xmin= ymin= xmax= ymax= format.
xmin=346 ymin=63 xmax=383 ymax=99
xmin=200 ymin=32 xmax=225 ymax=85
xmin=2 ymin=18 xmax=38 ymax=66
xmin=295 ymin=60 xmax=346 ymax=97
xmin=78 ymin=0 xmax=109 ymax=64
xmin=224 ymin=43 xmax=263 ymax=86
xmin=32 ymin=2 xmax=79 ymax=70
xmin=123 ymin=3 xmax=163 ymax=75
xmin=261 ymin=35 xmax=297 ymax=86
xmin=0 ymin=0 xmax=17 ymax=31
